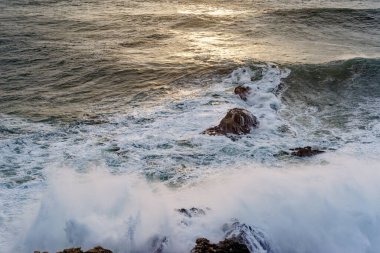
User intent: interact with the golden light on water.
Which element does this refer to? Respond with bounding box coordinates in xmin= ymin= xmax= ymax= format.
xmin=177 ymin=5 xmax=247 ymax=16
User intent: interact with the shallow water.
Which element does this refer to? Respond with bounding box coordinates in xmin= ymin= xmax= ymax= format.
xmin=0 ymin=0 xmax=380 ymax=252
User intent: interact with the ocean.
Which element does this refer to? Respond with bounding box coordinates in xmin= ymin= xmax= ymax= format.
xmin=1 ymin=0 xmax=380 ymax=252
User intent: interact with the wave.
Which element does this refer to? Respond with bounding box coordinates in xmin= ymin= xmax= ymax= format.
xmin=10 ymin=151 xmax=380 ymax=253
xmin=264 ymin=8 xmax=380 ymax=27
xmin=282 ymin=58 xmax=380 ymax=141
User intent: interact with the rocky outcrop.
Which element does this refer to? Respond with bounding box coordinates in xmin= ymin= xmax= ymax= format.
xmin=223 ymin=221 xmax=271 ymax=253
xmin=191 ymin=221 xmax=271 ymax=253
xmin=85 ymin=247 xmax=113 ymax=253
xmin=191 ymin=237 xmax=250 ymax=253
xmin=57 ymin=249 xmax=83 ymax=253
xmin=203 ymin=108 xmax=259 ymax=136
xmin=36 ymin=219 xmax=271 ymax=253
xmin=290 ymin=146 xmax=325 ymax=157
xmin=234 ymin=86 xmax=251 ymax=101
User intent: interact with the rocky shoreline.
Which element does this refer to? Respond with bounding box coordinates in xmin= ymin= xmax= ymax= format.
xmin=34 ymin=207 xmax=272 ymax=253
xmin=35 ymin=64 xmax=326 ymax=253
xmin=35 ymin=221 xmax=271 ymax=253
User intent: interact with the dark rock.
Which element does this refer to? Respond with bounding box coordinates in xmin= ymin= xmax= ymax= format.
xmin=203 ymin=108 xmax=259 ymax=136
xmin=273 ymin=82 xmax=286 ymax=96
xmin=290 ymin=146 xmax=325 ymax=157
xmin=234 ymin=86 xmax=251 ymax=101
xmin=223 ymin=221 xmax=271 ymax=253
xmin=85 ymin=246 xmax=113 ymax=253
xmin=57 ymin=248 xmax=83 ymax=253
xmin=191 ymin=237 xmax=250 ymax=253
xmin=191 ymin=221 xmax=272 ymax=253
xmin=177 ymin=207 xmax=208 ymax=227
xmin=56 ymin=246 xmax=113 ymax=253
xmin=177 ymin=207 xmax=206 ymax=218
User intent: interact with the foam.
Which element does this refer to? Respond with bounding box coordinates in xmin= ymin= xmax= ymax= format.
xmin=13 ymin=152 xmax=380 ymax=253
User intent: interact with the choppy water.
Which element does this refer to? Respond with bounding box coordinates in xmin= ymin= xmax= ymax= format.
xmin=1 ymin=0 xmax=380 ymax=252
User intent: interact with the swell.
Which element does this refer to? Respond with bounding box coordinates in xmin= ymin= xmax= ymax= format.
xmin=282 ymin=58 xmax=380 ymax=133
xmin=264 ymin=8 xmax=380 ymax=27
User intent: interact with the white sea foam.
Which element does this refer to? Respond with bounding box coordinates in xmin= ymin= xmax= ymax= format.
xmin=13 ymin=151 xmax=380 ymax=253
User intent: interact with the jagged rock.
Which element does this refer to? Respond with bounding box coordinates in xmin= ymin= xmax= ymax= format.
xmin=203 ymin=108 xmax=259 ymax=136
xmin=290 ymin=146 xmax=325 ymax=157
xmin=234 ymin=86 xmax=251 ymax=101
xmin=85 ymin=246 xmax=113 ymax=253
xmin=223 ymin=221 xmax=271 ymax=253
xmin=177 ymin=207 xmax=206 ymax=218
xmin=191 ymin=237 xmax=250 ymax=253
xmin=57 ymin=248 xmax=82 ymax=253
xmin=191 ymin=221 xmax=271 ymax=253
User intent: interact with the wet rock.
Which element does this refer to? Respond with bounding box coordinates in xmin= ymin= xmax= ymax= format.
xmin=55 ymin=246 xmax=113 ymax=253
xmin=223 ymin=221 xmax=271 ymax=253
xmin=150 ymin=236 xmax=168 ymax=253
xmin=177 ymin=207 xmax=206 ymax=218
xmin=234 ymin=85 xmax=251 ymax=101
xmin=191 ymin=221 xmax=272 ymax=253
xmin=203 ymin=108 xmax=259 ymax=136
xmin=290 ymin=146 xmax=325 ymax=157
xmin=85 ymin=246 xmax=113 ymax=253
xmin=191 ymin=237 xmax=250 ymax=253
xmin=273 ymin=82 xmax=286 ymax=96
xmin=57 ymin=248 xmax=83 ymax=253
xmin=177 ymin=207 xmax=208 ymax=227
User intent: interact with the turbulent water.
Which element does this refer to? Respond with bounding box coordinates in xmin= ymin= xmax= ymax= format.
xmin=1 ymin=0 xmax=380 ymax=252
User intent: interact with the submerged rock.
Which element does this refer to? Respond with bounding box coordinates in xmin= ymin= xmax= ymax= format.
xmin=145 ymin=235 xmax=168 ymax=253
xmin=177 ymin=207 xmax=207 ymax=218
xmin=234 ymin=85 xmax=251 ymax=101
xmin=177 ymin=207 xmax=208 ymax=227
xmin=191 ymin=237 xmax=250 ymax=253
xmin=203 ymin=108 xmax=259 ymax=136
xmin=80 ymin=113 xmax=107 ymax=125
xmin=290 ymin=146 xmax=325 ymax=157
